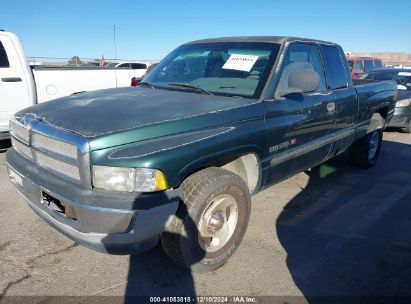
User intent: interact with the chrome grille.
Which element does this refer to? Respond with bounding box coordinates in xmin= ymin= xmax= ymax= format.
xmin=32 ymin=132 xmax=78 ymax=160
xmin=9 ymin=120 xmax=30 ymax=144
xmin=8 ymin=118 xmax=88 ymax=185
xmin=11 ymin=137 xmax=32 ymax=160
xmin=35 ymin=152 xmax=80 ymax=181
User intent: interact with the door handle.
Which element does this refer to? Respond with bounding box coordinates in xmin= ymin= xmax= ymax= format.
xmin=327 ymin=102 xmax=336 ymax=113
xmin=1 ymin=77 xmax=22 ymax=82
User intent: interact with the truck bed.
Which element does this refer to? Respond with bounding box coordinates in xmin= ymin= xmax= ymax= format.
xmin=32 ymin=66 xmax=146 ymax=103
xmin=354 ymin=80 xmax=397 ymax=128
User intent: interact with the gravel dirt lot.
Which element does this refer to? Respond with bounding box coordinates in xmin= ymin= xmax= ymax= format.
xmin=1 ymin=131 xmax=411 ymax=302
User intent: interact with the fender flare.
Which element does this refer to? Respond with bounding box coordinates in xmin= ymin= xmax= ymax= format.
xmin=367 ymin=112 xmax=386 ymax=133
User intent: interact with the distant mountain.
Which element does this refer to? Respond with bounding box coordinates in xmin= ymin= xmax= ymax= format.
xmin=349 ymin=52 xmax=411 ymax=66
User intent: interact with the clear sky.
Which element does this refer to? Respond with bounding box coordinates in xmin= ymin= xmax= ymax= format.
xmin=1 ymin=0 xmax=410 ymax=61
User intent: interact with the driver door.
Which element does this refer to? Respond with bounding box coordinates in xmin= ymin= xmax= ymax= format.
xmin=263 ymin=43 xmax=335 ymax=186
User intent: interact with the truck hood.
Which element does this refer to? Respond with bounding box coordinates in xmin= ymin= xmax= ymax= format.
xmin=16 ymin=87 xmax=263 ymax=150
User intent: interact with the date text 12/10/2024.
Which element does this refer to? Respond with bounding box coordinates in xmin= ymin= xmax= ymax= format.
xmin=149 ymin=296 xmax=258 ymax=303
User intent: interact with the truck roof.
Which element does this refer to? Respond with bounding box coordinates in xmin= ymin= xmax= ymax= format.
xmin=186 ymin=36 xmax=337 ymax=46
xmin=348 ymin=57 xmax=381 ymax=61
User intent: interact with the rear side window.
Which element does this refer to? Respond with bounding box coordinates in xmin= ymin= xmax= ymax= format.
xmin=319 ymin=45 xmax=348 ymax=90
xmin=363 ymin=60 xmax=374 ymax=72
xmin=132 ymin=63 xmax=147 ymax=69
xmin=374 ymin=60 xmax=383 ymax=69
xmin=0 ymin=41 xmax=10 ymax=67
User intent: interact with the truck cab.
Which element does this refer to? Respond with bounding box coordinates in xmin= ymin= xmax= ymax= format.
xmin=348 ymin=57 xmax=383 ymax=79
xmin=6 ymin=36 xmax=397 ymax=272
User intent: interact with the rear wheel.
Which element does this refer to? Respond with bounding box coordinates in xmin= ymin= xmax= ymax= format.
xmin=161 ymin=167 xmax=251 ymax=273
xmin=349 ymin=130 xmax=382 ymax=168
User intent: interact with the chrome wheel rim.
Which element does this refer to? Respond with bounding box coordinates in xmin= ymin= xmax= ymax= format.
xmin=198 ymin=194 xmax=239 ymax=253
xmin=368 ymin=132 xmax=379 ymax=160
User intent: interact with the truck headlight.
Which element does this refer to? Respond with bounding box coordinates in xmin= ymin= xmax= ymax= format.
xmin=396 ymin=98 xmax=411 ymax=108
xmin=92 ymin=166 xmax=167 ymax=192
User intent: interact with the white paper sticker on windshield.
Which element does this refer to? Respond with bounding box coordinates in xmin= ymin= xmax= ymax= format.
xmin=222 ymin=54 xmax=259 ymax=72
xmin=398 ymin=72 xmax=411 ymax=76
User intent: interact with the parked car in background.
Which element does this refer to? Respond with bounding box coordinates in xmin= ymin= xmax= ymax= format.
xmin=6 ymin=36 xmax=396 ymax=272
xmin=0 ymin=31 xmax=148 ymax=139
xmin=348 ymin=57 xmax=383 ymax=79
xmin=130 ymin=63 xmax=159 ymax=87
xmin=362 ymin=68 xmax=411 ymax=132
xmin=83 ymin=61 xmax=101 ymax=67
xmin=105 ymin=61 xmax=150 ymax=71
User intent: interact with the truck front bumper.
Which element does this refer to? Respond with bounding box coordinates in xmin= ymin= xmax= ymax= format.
xmin=388 ymin=105 xmax=411 ymax=128
xmin=6 ymin=148 xmax=180 ymax=254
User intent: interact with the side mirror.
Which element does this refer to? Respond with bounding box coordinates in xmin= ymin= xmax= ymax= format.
xmin=278 ymin=69 xmax=320 ymax=97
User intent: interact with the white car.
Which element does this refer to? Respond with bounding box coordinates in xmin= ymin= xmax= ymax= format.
xmin=0 ymin=30 xmax=148 ymax=139
xmin=105 ymin=61 xmax=150 ymax=71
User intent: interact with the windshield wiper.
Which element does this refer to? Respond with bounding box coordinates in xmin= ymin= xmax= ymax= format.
xmin=137 ymin=81 xmax=155 ymax=89
xmin=168 ymin=83 xmax=214 ymax=95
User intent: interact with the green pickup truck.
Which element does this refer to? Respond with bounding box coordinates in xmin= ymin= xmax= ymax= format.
xmin=6 ymin=36 xmax=397 ymax=272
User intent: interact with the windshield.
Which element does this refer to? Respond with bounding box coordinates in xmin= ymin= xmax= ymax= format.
xmin=144 ymin=42 xmax=281 ymax=98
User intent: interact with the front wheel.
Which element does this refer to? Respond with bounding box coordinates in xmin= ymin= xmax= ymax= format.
xmin=349 ymin=130 xmax=382 ymax=168
xmin=161 ymin=167 xmax=251 ymax=273
xmin=401 ymin=121 xmax=411 ymax=133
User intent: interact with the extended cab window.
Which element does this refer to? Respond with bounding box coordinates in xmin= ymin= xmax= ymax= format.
xmin=276 ymin=43 xmax=327 ymax=96
xmin=0 ymin=41 xmax=10 ymax=67
xmin=363 ymin=60 xmax=374 ymax=73
xmin=319 ymin=45 xmax=349 ymax=90
xmin=144 ymin=42 xmax=280 ymax=98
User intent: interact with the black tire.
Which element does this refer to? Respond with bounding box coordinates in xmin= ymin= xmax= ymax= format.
xmin=161 ymin=167 xmax=251 ymax=273
xmin=401 ymin=122 xmax=411 ymax=133
xmin=349 ymin=130 xmax=382 ymax=168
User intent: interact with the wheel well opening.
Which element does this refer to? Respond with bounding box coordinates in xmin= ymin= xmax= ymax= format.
xmin=219 ymin=153 xmax=260 ymax=194
xmin=376 ymin=107 xmax=388 ymax=120
xmin=179 ymin=153 xmax=260 ymax=194
xmin=367 ymin=111 xmax=386 ymax=133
